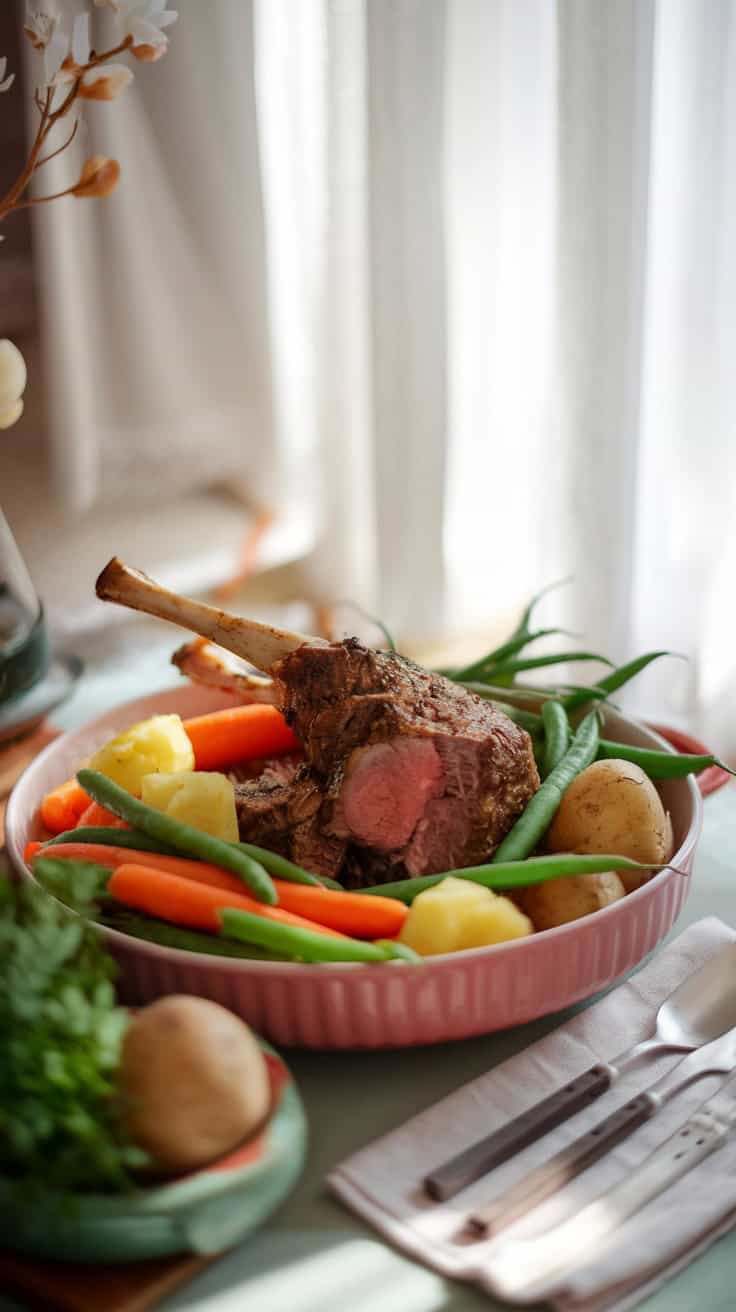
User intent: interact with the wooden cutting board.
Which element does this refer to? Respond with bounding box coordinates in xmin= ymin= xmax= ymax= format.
xmin=0 ymin=1252 xmax=213 ymax=1312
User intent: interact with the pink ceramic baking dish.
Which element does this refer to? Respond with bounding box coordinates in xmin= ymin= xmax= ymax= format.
xmin=6 ymin=685 xmax=703 ymax=1049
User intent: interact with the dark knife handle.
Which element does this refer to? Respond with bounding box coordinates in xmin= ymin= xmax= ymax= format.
xmin=423 ymin=1063 xmax=615 ymax=1202
xmin=468 ymin=1091 xmax=655 ymax=1235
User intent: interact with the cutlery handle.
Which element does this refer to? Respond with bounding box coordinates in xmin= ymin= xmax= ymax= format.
xmin=469 ymin=1090 xmax=656 ymax=1235
xmin=423 ymin=1063 xmax=616 ymax=1202
xmin=486 ymin=1106 xmax=730 ymax=1305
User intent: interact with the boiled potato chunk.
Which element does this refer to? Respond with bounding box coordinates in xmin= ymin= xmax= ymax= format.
xmin=141 ymin=770 xmax=239 ymax=842
xmin=518 ymin=871 xmax=626 ymax=931
xmin=399 ymin=876 xmax=533 ymax=956
xmin=89 ymin=714 xmax=194 ymax=794
xmin=119 ymin=996 xmax=271 ymax=1172
xmin=547 ymin=759 xmax=675 ymax=893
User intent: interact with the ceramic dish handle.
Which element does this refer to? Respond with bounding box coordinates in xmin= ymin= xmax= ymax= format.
xmin=423 ymin=1062 xmax=617 ymax=1202
xmin=468 ymin=1090 xmax=655 ymax=1235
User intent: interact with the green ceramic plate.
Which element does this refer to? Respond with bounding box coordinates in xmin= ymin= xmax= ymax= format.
xmin=0 ymin=1044 xmax=306 ymax=1264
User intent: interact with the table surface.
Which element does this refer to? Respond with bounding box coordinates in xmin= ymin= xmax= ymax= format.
xmin=3 ymin=635 xmax=736 ymax=1312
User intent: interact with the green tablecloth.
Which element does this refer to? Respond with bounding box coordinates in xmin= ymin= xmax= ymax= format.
xmin=4 ymin=644 xmax=736 ymax=1310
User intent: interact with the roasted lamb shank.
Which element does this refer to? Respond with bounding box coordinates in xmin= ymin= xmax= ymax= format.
xmin=96 ymin=559 xmax=540 ymax=884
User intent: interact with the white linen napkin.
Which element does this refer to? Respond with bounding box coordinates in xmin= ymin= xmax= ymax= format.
xmin=328 ymin=917 xmax=736 ymax=1312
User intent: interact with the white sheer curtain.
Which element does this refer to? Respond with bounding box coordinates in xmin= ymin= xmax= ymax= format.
xmin=34 ymin=0 xmax=736 ymax=749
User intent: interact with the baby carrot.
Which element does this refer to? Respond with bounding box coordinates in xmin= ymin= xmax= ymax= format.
xmin=183 ymin=705 xmax=301 ymax=771
xmin=40 ymin=779 xmax=90 ymax=835
xmin=34 ymin=842 xmax=189 ymax=870
xmin=77 ymin=769 xmax=277 ymax=904
xmin=77 ymin=800 xmax=128 ymax=829
xmin=39 ymin=843 xmax=407 ymax=938
xmin=107 ymin=864 xmax=345 ymax=937
xmin=270 ymin=881 xmax=407 ymax=938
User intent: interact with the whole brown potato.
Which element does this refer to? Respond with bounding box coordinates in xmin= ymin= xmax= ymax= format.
xmin=547 ymin=759 xmax=675 ymax=893
xmin=119 ymin=995 xmax=271 ymax=1173
xmin=518 ymin=871 xmax=626 ymax=931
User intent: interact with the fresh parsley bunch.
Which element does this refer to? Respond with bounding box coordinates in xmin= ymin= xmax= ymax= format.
xmin=0 ymin=873 xmax=146 ymax=1194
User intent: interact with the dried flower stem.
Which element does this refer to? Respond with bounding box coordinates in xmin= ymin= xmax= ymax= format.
xmin=0 ymin=35 xmax=133 ymax=222
xmin=36 ymin=118 xmax=79 ymax=169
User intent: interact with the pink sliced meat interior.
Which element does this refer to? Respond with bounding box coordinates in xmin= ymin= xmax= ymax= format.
xmin=330 ymin=738 xmax=445 ymax=850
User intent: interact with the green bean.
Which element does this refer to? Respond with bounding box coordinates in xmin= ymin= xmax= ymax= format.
xmin=43 ymin=826 xmax=181 ymax=853
xmin=491 ymin=710 xmax=600 ymax=863
xmin=235 ymin=842 xmax=322 ymax=887
xmin=375 ymin=939 xmax=422 ymax=962
xmin=480 ymin=651 xmax=613 ymax=683
xmin=355 ymin=854 xmax=659 ymax=904
xmin=452 ymin=627 xmax=573 ymax=683
xmin=561 ymin=651 xmax=677 ymax=712
xmin=509 ymin=577 xmax=573 ymax=643
xmin=100 ymin=908 xmax=292 ymax=960
xmin=45 ymin=821 xmax=337 ymax=891
xmin=462 ymin=682 xmax=557 ymax=705
xmin=219 ymin=908 xmax=418 ymax=963
xmin=77 ymin=769 xmax=277 ymax=905
xmin=541 ymin=700 xmax=570 ymax=777
xmin=46 ymin=823 xmax=325 ymax=889
xmin=597 ymin=739 xmax=735 ymax=779
xmin=457 ymin=711 xmax=733 ymax=782
xmin=465 ymin=681 xmax=610 ymax=707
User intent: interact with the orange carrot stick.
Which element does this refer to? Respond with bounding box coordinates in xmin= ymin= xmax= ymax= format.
xmin=183 ymin=705 xmax=300 ymax=770
xmin=25 ymin=841 xmax=42 ymax=863
xmin=271 ymin=882 xmax=407 ymax=938
xmin=38 ymin=842 xmax=408 ymax=938
xmin=40 ymin=780 xmax=91 ymax=835
xmin=35 ymin=843 xmax=259 ymax=883
xmin=77 ymin=801 xmax=128 ymax=829
xmin=107 ymin=863 xmax=345 ymax=937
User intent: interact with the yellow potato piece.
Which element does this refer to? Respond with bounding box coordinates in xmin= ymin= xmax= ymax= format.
xmin=141 ymin=771 xmax=239 ymax=842
xmin=89 ymin=714 xmax=194 ymax=794
xmin=455 ymin=896 xmax=533 ymax=949
xmin=399 ymin=875 xmax=533 ymax=956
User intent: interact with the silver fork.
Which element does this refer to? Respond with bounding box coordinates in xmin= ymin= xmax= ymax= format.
xmin=425 ymin=943 xmax=736 ymax=1202
xmin=468 ymin=1021 xmax=736 ymax=1237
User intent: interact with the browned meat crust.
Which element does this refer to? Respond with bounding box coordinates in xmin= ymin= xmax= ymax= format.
xmin=233 ymin=638 xmax=539 ymax=886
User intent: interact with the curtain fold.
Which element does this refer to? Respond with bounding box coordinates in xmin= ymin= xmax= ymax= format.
xmin=33 ymin=0 xmax=277 ymax=513
xmin=31 ymin=0 xmax=736 ymax=749
xmin=554 ymin=0 xmax=655 ymax=661
xmin=367 ymin=0 xmax=448 ymax=638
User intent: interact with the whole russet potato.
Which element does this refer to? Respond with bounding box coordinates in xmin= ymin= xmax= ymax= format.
xmin=546 ymin=758 xmax=675 ymax=893
xmin=119 ymin=996 xmax=271 ymax=1173
xmin=518 ymin=870 xmax=626 ymax=931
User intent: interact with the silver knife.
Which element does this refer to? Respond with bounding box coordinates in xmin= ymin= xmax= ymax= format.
xmin=469 ymin=1021 xmax=736 ymax=1236
xmin=485 ymin=1068 xmax=736 ymax=1304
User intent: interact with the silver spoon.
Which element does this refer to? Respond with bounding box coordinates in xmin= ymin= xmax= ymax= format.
xmin=425 ymin=942 xmax=736 ymax=1202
